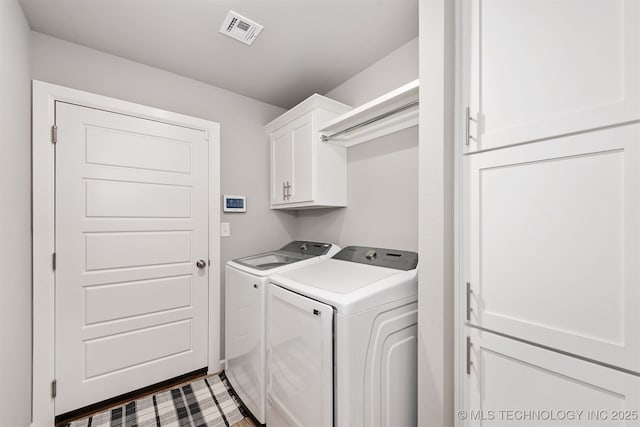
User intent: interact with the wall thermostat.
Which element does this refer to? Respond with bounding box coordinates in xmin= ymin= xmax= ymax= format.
xmin=223 ymin=195 xmax=246 ymax=212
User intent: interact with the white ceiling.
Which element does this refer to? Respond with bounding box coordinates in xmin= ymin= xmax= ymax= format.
xmin=20 ymin=0 xmax=418 ymax=108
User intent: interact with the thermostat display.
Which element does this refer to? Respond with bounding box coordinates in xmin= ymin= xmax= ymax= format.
xmin=223 ymin=195 xmax=246 ymax=212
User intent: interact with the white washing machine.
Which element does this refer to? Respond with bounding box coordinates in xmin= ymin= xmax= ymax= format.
xmin=266 ymin=246 xmax=418 ymax=427
xmin=225 ymin=241 xmax=340 ymax=424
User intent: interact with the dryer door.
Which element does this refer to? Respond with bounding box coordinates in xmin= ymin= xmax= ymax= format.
xmin=267 ymin=284 xmax=333 ymax=427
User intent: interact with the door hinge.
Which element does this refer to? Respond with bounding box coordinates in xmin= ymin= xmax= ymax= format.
xmin=51 ymin=125 xmax=58 ymax=144
xmin=51 ymin=379 xmax=57 ymax=398
xmin=52 ymin=252 xmax=56 ymax=271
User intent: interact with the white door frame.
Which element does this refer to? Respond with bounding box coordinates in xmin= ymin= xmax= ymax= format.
xmin=32 ymin=80 xmax=221 ymax=427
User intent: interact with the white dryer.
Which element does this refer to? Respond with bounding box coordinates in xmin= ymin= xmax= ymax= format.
xmin=266 ymin=246 xmax=418 ymax=427
xmin=225 ymin=241 xmax=340 ymax=424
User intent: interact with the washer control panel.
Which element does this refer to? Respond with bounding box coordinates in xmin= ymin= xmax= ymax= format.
xmin=280 ymin=241 xmax=333 ymax=257
xmin=333 ymin=246 xmax=418 ymax=270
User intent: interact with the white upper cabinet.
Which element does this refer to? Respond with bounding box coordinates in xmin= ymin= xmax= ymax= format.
xmin=266 ymin=95 xmax=351 ymax=210
xmin=463 ymin=0 xmax=640 ymax=152
xmin=463 ymin=124 xmax=640 ymax=372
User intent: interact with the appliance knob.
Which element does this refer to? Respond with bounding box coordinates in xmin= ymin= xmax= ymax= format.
xmin=300 ymin=243 xmax=308 ymax=250
xmin=365 ymin=250 xmax=377 ymax=260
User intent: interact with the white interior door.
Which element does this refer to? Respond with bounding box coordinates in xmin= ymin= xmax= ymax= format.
xmin=267 ymin=284 xmax=333 ymax=427
xmin=464 ymin=123 xmax=640 ymax=373
xmin=54 ymin=101 xmax=209 ymax=414
xmin=463 ymin=0 xmax=640 ymax=152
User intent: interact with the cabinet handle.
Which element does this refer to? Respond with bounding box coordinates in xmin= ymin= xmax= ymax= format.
xmin=286 ymin=181 xmax=292 ymax=199
xmin=465 ymin=107 xmax=477 ymax=146
xmin=282 ymin=182 xmax=286 ymax=200
xmin=466 ymin=282 xmax=473 ymax=321
xmin=466 ymin=336 xmax=473 ymax=375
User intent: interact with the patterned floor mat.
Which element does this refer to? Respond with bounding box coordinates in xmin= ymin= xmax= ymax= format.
xmin=62 ymin=372 xmax=247 ymax=427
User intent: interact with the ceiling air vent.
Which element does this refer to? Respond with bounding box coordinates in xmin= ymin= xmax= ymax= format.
xmin=219 ymin=11 xmax=263 ymax=46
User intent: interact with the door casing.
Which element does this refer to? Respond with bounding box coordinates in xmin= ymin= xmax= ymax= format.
xmin=32 ymin=80 xmax=221 ymax=427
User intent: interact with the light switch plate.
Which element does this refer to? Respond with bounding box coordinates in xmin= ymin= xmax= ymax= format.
xmin=220 ymin=222 xmax=231 ymax=237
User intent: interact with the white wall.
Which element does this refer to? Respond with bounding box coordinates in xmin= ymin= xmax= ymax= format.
xmin=0 ymin=1 xmax=32 ymax=425
xmin=29 ymin=32 xmax=296 ymax=358
xmin=326 ymin=37 xmax=418 ymax=107
xmin=295 ymin=37 xmax=419 ymax=251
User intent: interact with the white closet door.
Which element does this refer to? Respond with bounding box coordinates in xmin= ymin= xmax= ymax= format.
xmin=267 ymin=284 xmax=333 ymax=427
xmin=464 ymin=123 xmax=640 ymax=372
xmin=463 ymin=0 xmax=640 ymax=152
xmin=54 ymin=102 xmax=209 ymax=414
xmin=463 ymin=328 xmax=640 ymax=427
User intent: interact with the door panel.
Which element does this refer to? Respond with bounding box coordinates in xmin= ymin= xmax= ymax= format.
xmin=84 ymin=231 xmax=192 ymax=270
xmin=464 ymin=124 xmax=640 ymax=372
xmin=271 ymin=128 xmax=292 ymax=205
xmin=463 ymin=328 xmax=640 ymax=427
xmin=463 ymin=0 xmax=640 ymax=152
xmin=85 ymin=320 xmax=192 ymax=378
xmin=84 ymin=179 xmax=192 ymax=218
xmin=291 ymin=116 xmax=313 ymax=203
xmin=85 ymin=275 xmax=192 ymax=324
xmin=84 ymin=126 xmax=192 ymax=173
xmin=267 ymin=284 xmax=333 ymax=427
xmin=54 ymin=102 xmax=209 ymax=414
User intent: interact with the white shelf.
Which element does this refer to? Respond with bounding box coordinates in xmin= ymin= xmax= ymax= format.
xmin=318 ymin=79 xmax=419 ymax=147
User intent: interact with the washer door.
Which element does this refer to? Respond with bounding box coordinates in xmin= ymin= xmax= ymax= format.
xmin=267 ymin=283 xmax=333 ymax=427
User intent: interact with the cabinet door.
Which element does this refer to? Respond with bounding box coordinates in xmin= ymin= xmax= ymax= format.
xmin=289 ymin=114 xmax=314 ymax=204
xmin=462 ymin=0 xmax=640 ymax=152
xmin=266 ymin=284 xmax=333 ymax=427
xmin=464 ymin=124 xmax=640 ymax=372
xmin=271 ymin=127 xmax=292 ymax=205
xmin=462 ymin=328 xmax=640 ymax=427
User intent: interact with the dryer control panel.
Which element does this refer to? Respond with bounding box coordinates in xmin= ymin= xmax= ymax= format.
xmin=333 ymin=246 xmax=418 ymax=271
xmin=280 ymin=241 xmax=333 ymax=257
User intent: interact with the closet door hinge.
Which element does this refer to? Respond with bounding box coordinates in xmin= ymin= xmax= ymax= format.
xmin=51 ymin=379 xmax=57 ymax=398
xmin=52 ymin=252 xmax=56 ymax=271
xmin=51 ymin=125 xmax=58 ymax=144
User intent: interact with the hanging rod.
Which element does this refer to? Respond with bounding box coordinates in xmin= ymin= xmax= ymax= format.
xmin=320 ymin=100 xmax=419 ymax=142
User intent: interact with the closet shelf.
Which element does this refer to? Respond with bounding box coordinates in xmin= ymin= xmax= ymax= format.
xmin=319 ymin=79 xmax=419 ymax=147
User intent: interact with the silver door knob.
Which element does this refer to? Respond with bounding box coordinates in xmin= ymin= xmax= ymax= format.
xmin=196 ymin=259 xmax=207 ymax=269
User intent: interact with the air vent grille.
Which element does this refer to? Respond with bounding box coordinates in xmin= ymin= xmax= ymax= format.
xmin=219 ymin=11 xmax=263 ymax=46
